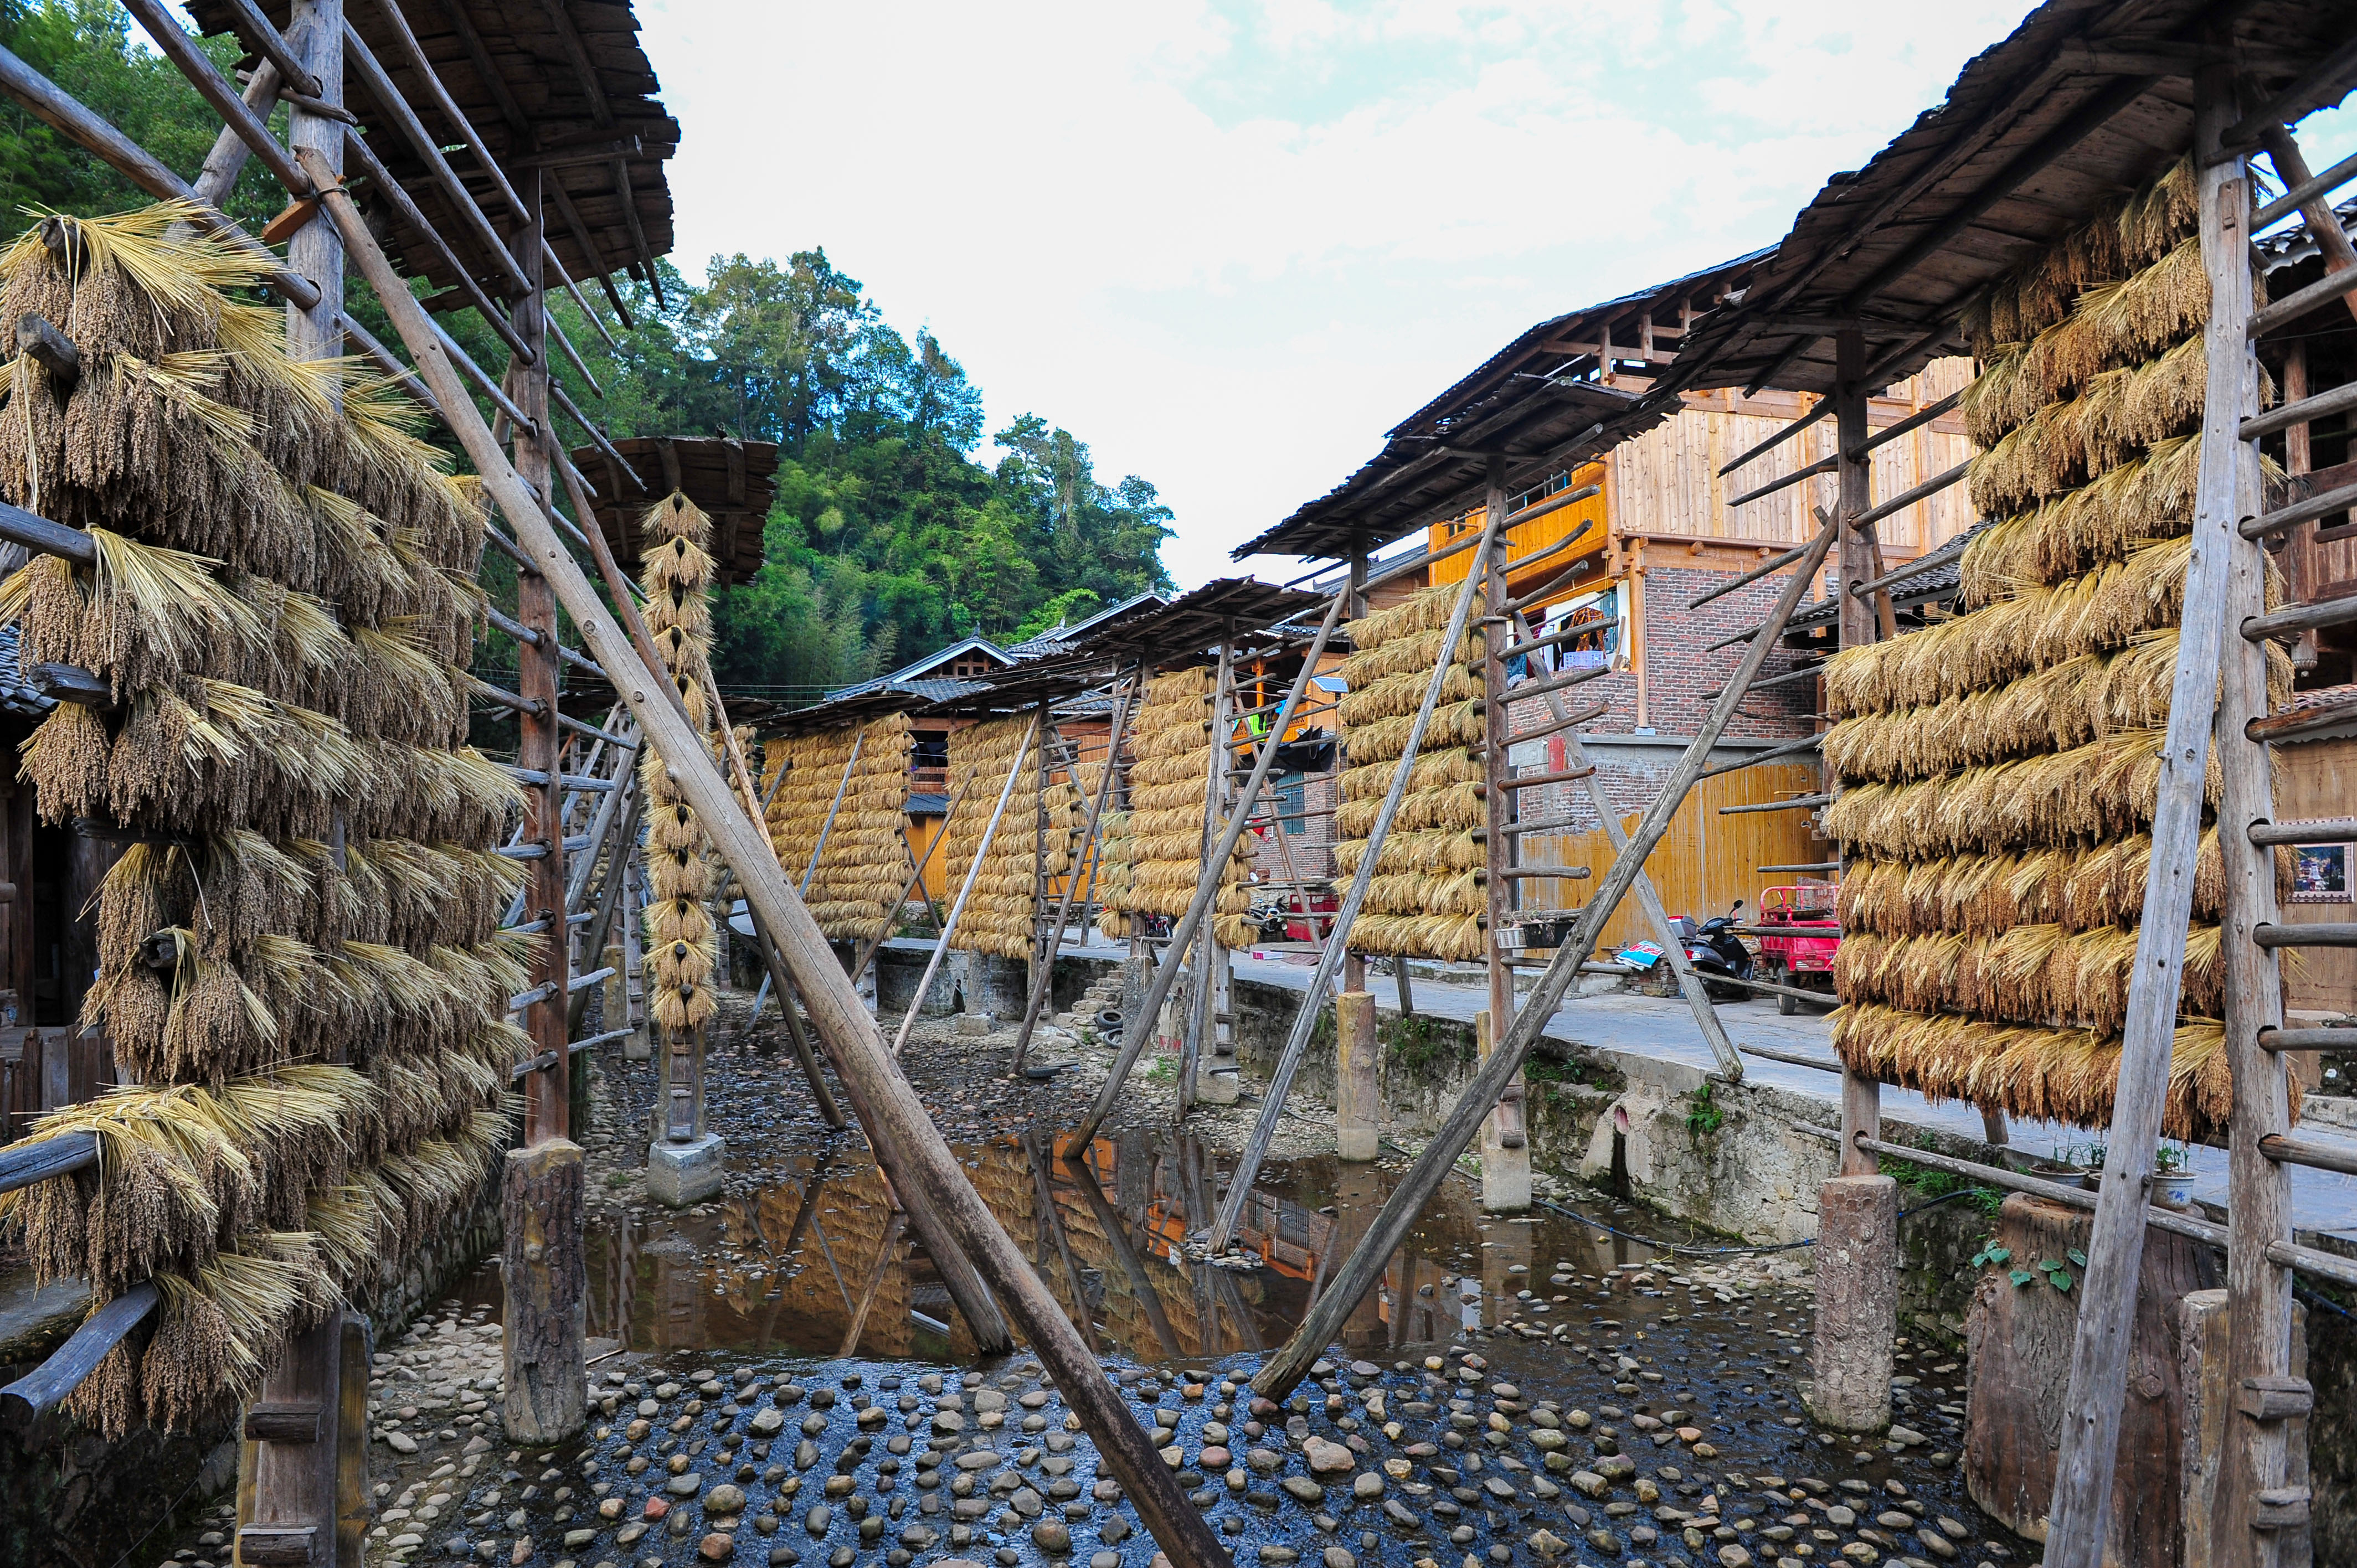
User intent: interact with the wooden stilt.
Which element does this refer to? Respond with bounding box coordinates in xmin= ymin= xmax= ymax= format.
xmin=1073 ymin=1156 xmax=1183 ymax=1358
xmin=1509 ymin=609 xmax=1744 ymax=1080
xmin=1013 ymin=672 xmax=1140 ymax=1072
xmin=312 ymin=161 xmax=1223 ymax=1551
xmin=836 ymin=1210 xmax=907 ymax=1358
xmin=1479 ymin=458 xmax=1529 ymax=1210
xmin=1252 ymin=508 xmax=1838 ymax=1399
xmin=1193 ymin=631 xmax=1241 ymax=1107
xmin=1062 ymin=587 xmax=1347 ymax=1155
xmin=1206 ymin=512 xmax=1505 ymax=1251
xmin=2044 ymin=60 xmax=2266 ymax=1567
xmin=1025 ymin=1132 xmax=1099 ymax=1351
xmin=1334 ymin=990 xmax=1380 ymax=1160
xmin=889 ymin=712 xmax=1038 ymax=1058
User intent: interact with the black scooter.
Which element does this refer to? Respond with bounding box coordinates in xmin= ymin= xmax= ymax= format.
xmin=1676 ymin=898 xmax=1755 ymax=1002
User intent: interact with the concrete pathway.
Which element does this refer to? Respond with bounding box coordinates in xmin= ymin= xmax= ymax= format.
xmin=1218 ymin=950 xmax=2357 ymax=1246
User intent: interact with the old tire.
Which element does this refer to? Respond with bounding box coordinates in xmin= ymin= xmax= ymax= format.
xmin=1778 ymin=989 xmax=1799 ymax=1016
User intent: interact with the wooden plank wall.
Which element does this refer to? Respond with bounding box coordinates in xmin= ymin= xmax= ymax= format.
xmin=2274 ymin=735 xmax=2357 ymax=1014
xmin=1514 ymin=761 xmax=1826 ymax=951
xmin=1610 ymin=358 xmax=1976 ymax=555
xmin=1427 ymin=460 xmax=1611 ymax=590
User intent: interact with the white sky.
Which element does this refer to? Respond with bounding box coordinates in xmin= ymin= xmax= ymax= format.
xmin=632 ymin=2 xmax=2334 ymax=588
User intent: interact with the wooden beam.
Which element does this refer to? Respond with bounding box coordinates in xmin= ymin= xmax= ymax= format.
xmin=0 ymin=47 xmax=319 ymax=307
xmin=1012 ymin=669 xmax=1140 ymax=1072
xmin=2044 ymin=63 xmax=2258 ymax=1567
xmin=887 ymin=713 xmax=1037 ymax=1059
xmin=1252 ymin=507 xmax=1840 ymax=1399
xmin=315 ymin=157 xmax=1242 ymax=1549
xmin=1201 ymin=508 xmax=1505 ymax=1249
xmin=121 ymin=0 xmax=315 ymax=198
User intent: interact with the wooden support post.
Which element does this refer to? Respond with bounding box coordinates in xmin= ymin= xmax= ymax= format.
xmin=2045 ymin=61 xmax=2265 ymax=1568
xmin=837 ymin=1210 xmax=907 ymax=1358
xmin=319 ymin=156 xmax=1235 ymax=1537
xmin=1480 ymin=458 xmax=1529 ymax=1209
xmin=497 ymin=164 xmax=585 ymax=1442
xmin=2221 ymin=111 xmax=2306 ymax=1568
xmin=1014 ymin=671 xmax=1139 ymax=1072
xmin=1193 ymin=631 xmax=1239 ymax=1107
xmin=621 ymin=854 xmax=649 ymax=1058
xmin=1250 ymin=508 xmax=1836 ymax=1399
xmin=1334 ymin=989 xmax=1378 ymax=1160
xmin=501 ymin=1139 xmax=586 ymax=1443
xmin=1344 ymin=538 xmax=1369 ymax=999
xmin=1063 ymin=587 xmax=1347 ymax=1157
xmin=1509 ymin=609 xmax=1743 ymax=1080
xmin=245 ymin=13 xmax=356 ymax=1554
xmin=1203 ymin=519 xmax=1501 ymax=1251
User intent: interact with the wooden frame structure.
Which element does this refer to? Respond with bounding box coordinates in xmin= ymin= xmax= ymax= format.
xmin=0 ymin=5 xmax=1238 ymax=1566
xmin=1235 ymin=14 xmax=2357 ymax=1568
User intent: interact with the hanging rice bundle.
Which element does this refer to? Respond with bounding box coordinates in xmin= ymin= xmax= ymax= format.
xmin=761 ymin=713 xmax=915 ymax=942
xmin=1828 ymin=158 xmax=2292 ymax=1144
xmin=1097 ymin=669 xmax=1253 ymax=947
xmin=1332 ymin=581 xmax=1488 ymax=960
xmin=940 ymin=715 xmax=1080 ymax=959
xmin=636 ymin=492 xmax=724 ymax=1034
xmin=0 ymin=203 xmax=513 ymax=1435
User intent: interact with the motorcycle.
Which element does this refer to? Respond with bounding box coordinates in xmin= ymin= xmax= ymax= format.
xmin=1676 ymin=899 xmax=1756 ymax=1002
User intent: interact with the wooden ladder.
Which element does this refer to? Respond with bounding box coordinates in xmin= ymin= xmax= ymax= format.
xmin=2044 ymin=76 xmax=2357 ymax=1568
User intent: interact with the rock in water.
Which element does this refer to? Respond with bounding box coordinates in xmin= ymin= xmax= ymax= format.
xmin=1303 ymin=1437 xmax=1355 ymax=1474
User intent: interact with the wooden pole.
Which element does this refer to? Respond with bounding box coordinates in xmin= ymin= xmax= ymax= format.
xmin=1479 ymin=456 xmax=1530 ymax=1210
xmin=852 ymin=785 xmax=967 ymax=986
xmin=1069 ymin=1144 xmax=1184 ymax=1358
xmin=1251 ymin=508 xmax=1838 ymax=1399
xmin=322 ymin=153 xmax=1244 ymax=1531
xmin=1344 ymin=539 xmax=1370 ymax=1002
xmin=1013 ymin=672 xmax=1140 ymax=1072
xmin=500 ymin=164 xmax=586 ymax=1446
xmin=836 ymin=1210 xmax=907 ymax=1358
xmin=1203 ymin=511 xmax=1505 ymax=1251
xmin=1509 ymin=609 xmax=1744 ymax=1080
xmin=801 ymin=727 xmax=866 ymax=894
xmin=1062 ymin=586 xmax=1348 ymax=1156
xmin=889 ymin=713 xmax=1038 ymax=1058
xmin=1024 ymin=1131 xmax=1098 ymax=1352
xmin=2044 ymin=61 xmax=2258 ymax=1567
xmin=1186 ymin=635 xmax=1239 ymax=1111
xmin=241 ymin=12 xmax=357 ymax=1560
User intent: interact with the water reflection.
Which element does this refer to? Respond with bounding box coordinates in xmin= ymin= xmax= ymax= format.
xmin=581 ymin=1127 xmax=1671 ymax=1366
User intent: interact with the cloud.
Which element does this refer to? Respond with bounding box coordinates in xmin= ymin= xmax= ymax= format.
xmin=639 ymin=1 xmax=2040 ymax=585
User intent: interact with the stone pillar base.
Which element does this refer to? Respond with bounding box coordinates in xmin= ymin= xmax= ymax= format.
xmin=646 ymin=1133 xmax=726 ymax=1206
xmin=1476 ymin=1009 xmax=1531 ymax=1211
xmin=1809 ymin=1173 xmax=1898 ymax=1432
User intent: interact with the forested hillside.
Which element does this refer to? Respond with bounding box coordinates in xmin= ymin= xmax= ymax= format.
xmin=0 ymin=1 xmax=1175 ymax=705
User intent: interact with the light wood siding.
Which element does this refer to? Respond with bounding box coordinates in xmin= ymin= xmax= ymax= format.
xmin=1513 ymin=762 xmax=1826 ymax=951
xmin=1609 ymin=358 xmax=1977 ymax=553
xmin=1427 ymin=460 xmax=1611 ymax=590
xmin=2274 ymin=736 xmax=2357 ymax=1015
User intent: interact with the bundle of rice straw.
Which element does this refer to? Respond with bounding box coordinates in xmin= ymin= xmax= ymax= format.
xmin=761 ymin=713 xmax=914 ymax=942
xmin=942 ymin=716 xmax=1079 ymax=960
xmin=1095 ymin=668 xmax=1258 ymax=950
xmin=1330 ymin=581 xmax=1488 ymax=961
xmin=1822 ymin=162 xmax=2293 ymax=1144
xmin=636 ymin=492 xmax=725 ymax=1035
xmin=0 ymin=205 xmax=521 ymax=1434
